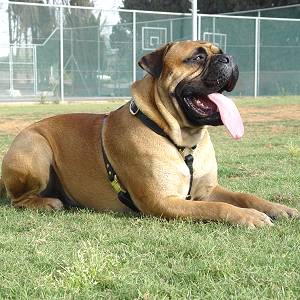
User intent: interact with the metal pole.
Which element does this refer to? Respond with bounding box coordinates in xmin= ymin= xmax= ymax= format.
xmin=198 ymin=15 xmax=201 ymax=40
xmin=132 ymin=11 xmax=136 ymax=82
xmin=191 ymin=0 xmax=197 ymax=40
xmin=33 ymin=45 xmax=37 ymax=95
xmin=257 ymin=11 xmax=261 ymax=97
xmin=97 ymin=27 xmax=100 ymax=96
xmin=9 ymin=46 xmax=13 ymax=95
xmin=212 ymin=17 xmax=216 ymax=44
xmin=71 ymin=29 xmax=74 ymax=96
xmin=254 ymin=12 xmax=260 ymax=98
xmin=59 ymin=6 xmax=64 ymax=102
xmin=170 ymin=19 xmax=173 ymax=41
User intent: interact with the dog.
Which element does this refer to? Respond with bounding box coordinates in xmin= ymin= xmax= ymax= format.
xmin=1 ymin=40 xmax=299 ymax=228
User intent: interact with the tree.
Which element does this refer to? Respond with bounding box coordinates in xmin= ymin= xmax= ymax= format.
xmin=63 ymin=0 xmax=106 ymax=96
xmin=8 ymin=0 xmax=58 ymax=93
xmin=8 ymin=0 xmax=107 ymax=96
xmin=122 ymin=0 xmax=189 ymax=13
xmin=121 ymin=0 xmax=300 ymax=14
xmin=9 ymin=0 xmax=56 ymax=45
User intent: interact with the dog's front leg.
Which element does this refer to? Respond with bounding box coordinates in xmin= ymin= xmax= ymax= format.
xmin=136 ymin=195 xmax=273 ymax=228
xmin=207 ymin=185 xmax=300 ymax=220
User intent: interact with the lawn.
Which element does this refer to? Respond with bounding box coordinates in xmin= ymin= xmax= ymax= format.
xmin=0 ymin=97 xmax=300 ymax=299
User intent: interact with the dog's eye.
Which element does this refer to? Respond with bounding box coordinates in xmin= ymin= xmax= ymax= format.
xmin=184 ymin=49 xmax=207 ymax=64
xmin=192 ymin=54 xmax=206 ymax=61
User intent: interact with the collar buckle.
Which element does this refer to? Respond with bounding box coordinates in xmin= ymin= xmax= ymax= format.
xmin=129 ymin=99 xmax=140 ymax=115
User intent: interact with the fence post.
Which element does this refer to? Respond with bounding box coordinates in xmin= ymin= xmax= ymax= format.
xmin=198 ymin=15 xmax=201 ymax=40
xmin=33 ymin=45 xmax=37 ymax=95
xmin=59 ymin=6 xmax=64 ymax=102
xmin=191 ymin=0 xmax=198 ymax=40
xmin=254 ymin=12 xmax=261 ymax=98
xmin=212 ymin=17 xmax=216 ymax=44
xmin=9 ymin=46 xmax=13 ymax=95
xmin=132 ymin=11 xmax=136 ymax=83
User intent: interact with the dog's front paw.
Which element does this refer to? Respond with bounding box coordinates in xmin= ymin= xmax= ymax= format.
xmin=227 ymin=207 xmax=274 ymax=229
xmin=265 ymin=203 xmax=300 ymax=219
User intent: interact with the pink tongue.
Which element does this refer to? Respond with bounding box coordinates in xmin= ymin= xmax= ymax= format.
xmin=207 ymin=93 xmax=244 ymax=139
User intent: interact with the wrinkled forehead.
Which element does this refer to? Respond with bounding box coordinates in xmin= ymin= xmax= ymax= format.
xmin=166 ymin=41 xmax=221 ymax=61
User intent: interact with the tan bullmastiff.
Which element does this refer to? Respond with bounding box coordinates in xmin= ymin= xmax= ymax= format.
xmin=1 ymin=40 xmax=299 ymax=228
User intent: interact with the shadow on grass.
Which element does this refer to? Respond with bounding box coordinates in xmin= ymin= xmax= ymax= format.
xmin=0 ymin=195 xmax=142 ymax=220
xmin=0 ymin=196 xmax=10 ymax=207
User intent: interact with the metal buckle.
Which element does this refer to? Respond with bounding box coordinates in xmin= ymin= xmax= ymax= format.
xmin=111 ymin=175 xmax=125 ymax=194
xmin=129 ymin=99 xmax=139 ymax=115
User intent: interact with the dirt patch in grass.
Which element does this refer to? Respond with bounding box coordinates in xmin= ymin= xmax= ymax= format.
xmin=0 ymin=119 xmax=32 ymax=135
xmin=0 ymin=103 xmax=299 ymax=136
xmin=240 ymin=104 xmax=300 ymax=123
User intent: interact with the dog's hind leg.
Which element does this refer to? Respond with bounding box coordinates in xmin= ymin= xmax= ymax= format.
xmin=1 ymin=130 xmax=63 ymax=210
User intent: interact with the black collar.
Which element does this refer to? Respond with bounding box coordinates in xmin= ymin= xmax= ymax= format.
xmin=129 ymin=98 xmax=197 ymax=152
xmin=129 ymin=99 xmax=168 ymax=138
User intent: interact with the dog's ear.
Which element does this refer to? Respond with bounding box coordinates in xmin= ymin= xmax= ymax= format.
xmin=138 ymin=43 xmax=173 ymax=78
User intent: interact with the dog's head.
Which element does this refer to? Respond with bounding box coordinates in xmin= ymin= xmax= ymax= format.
xmin=138 ymin=40 xmax=243 ymax=139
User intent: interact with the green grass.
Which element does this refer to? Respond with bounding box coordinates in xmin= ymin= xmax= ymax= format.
xmin=0 ymin=97 xmax=300 ymax=299
xmin=232 ymin=95 xmax=300 ymax=107
xmin=0 ymin=100 xmax=125 ymax=120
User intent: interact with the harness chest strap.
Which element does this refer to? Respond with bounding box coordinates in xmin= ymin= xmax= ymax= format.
xmin=182 ymin=151 xmax=196 ymax=200
xmin=102 ymin=99 xmax=197 ymax=212
xmin=101 ymin=129 xmax=140 ymax=212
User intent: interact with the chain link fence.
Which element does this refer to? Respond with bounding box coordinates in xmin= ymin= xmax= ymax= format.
xmin=0 ymin=2 xmax=299 ymax=101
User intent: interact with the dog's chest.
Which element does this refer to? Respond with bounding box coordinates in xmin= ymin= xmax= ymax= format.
xmin=191 ymin=156 xmax=218 ymax=199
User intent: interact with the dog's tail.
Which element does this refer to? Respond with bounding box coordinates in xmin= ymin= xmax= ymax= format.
xmin=0 ymin=178 xmax=7 ymax=199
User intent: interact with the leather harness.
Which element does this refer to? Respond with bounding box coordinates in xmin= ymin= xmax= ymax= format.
xmin=101 ymin=98 xmax=197 ymax=212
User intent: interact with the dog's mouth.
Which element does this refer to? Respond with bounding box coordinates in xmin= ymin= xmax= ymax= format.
xmin=178 ymin=90 xmax=244 ymax=140
xmin=183 ymin=94 xmax=219 ymax=117
xmin=179 ymin=70 xmax=238 ymax=119
xmin=175 ymin=61 xmax=244 ymax=139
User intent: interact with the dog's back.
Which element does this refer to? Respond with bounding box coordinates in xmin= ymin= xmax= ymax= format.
xmin=1 ymin=113 xmax=125 ymax=211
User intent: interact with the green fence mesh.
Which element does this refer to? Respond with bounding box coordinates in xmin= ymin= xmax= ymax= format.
xmin=0 ymin=3 xmax=299 ymax=100
xmin=259 ymin=19 xmax=300 ymax=95
xmin=200 ymin=16 xmax=256 ymax=96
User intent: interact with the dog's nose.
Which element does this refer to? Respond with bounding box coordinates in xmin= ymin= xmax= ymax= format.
xmin=217 ymin=55 xmax=230 ymax=64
